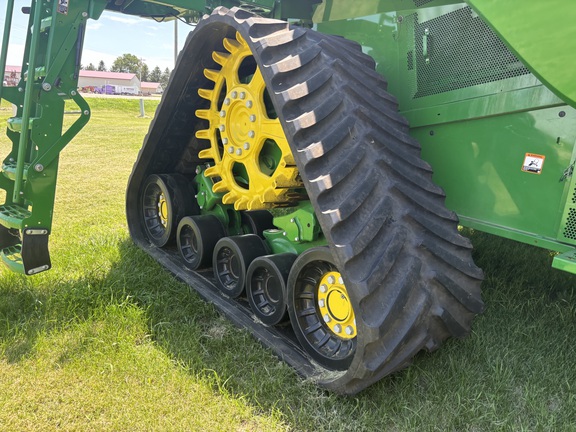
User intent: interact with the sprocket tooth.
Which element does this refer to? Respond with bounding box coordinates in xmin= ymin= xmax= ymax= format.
xmin=204 ymin=68 xmax=220 ymax=82
xmin=235 ymin=31 xmax=246 ymax=45
xmin=222 ymin=191 xmax=239 ymax=205
xmin=234 ymin=196 xmax=251 ymax=210
xmin=198 ymin=88 xmax=213 ymax=100
xmin=212 ymin=51 xmax=230 ymax=66
xmin=195 ymin=109 xmax=211 ymax=120
xmin=195 ymin=129 xmax=211 ymax=140
xmin=205 ymin=166 xmax=220 ymax=178
xmin=198 ymin=148 xmax=214 ymax=159
xmin=212 ymin=180 xmax=228 ymax=193
xmin=223 ymin=37 xmax=241 ymax=53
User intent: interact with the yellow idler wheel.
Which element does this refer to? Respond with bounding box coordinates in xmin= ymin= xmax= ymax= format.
xmin=195 ymin=31 xmax=302 ymax=211
xmin=317 ymin=271 xmax=356 ymax=340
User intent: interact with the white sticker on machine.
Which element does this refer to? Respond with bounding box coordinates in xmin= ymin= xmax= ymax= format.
xmin=521 ymin=153 xmax=545 ymax=175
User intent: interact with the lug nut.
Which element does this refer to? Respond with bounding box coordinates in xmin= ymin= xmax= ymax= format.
xmin=319 ymin=284 xmax=327 ymax=293
xmin=222 ymin=138 xmax=228 ymax=145
xmin=243 ymin=143 xmax=250 ymax=150
xmin=338 ymin=276 xmax=344 ymax=285
xmin=224 ymin=98 xmax=230 ymax=105
xmin=249 ymin=114 xmax=256 ymax=122
xmin=236 ymin=148 xmax=242 ymax=155
xmin=323 ymin=314 xmax=331 ymax=323
xmin=319 ymin=299 xmax=325 ymax=308
xmin=294 ymin=237 xmax=299 ymax=242
xmin=220 ymin=110 xmax=226 ymax=117
xmin=333 ymin=324 xmax=342 ymax=333
xmin=231 ymin=91 xmax=238 ymax=99
xmin=228 ymin=146 xmax=234 ymax=153
xmin=240 ymin=92 xmax=246 ymax=99
xmin=327 ymin=275 xmax=335 ymax=284
xmin=345 ymin=326 xmax=354 ymax=335
xmin=248 ymin=130 xmax=255 ymax=138
xmin=246 ymin=101 xmax=253 ymax=108
xmin=219 ymin=124 xmax=225 ymax=132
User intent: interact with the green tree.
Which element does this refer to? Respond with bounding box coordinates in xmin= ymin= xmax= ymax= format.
xmin=110 ymin=53 xmax=141 ymax=74
xmin=140 ymin=63 xmax=150 ymax=82
xmin=84 ymin=63 xmax=96 ymax=71
xmin=160 ymin=67 xmax=171 ymax=88
xmin=97 ymin=60 xmax=106 ymax=71
xmin=149 ymin=66 xmax=162 ymax=83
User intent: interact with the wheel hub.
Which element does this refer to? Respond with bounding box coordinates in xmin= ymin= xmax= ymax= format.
xmin=195 ymin=31 xmax=302 ymax=211
xmin=318 ymin=271 xmax=356 ymax=339
xmin=158 ymin=193 xmax=168 ymax=227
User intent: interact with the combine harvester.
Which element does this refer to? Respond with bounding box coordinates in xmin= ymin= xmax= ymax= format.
xmin=0 ymin=0 xmax=574 ymax=394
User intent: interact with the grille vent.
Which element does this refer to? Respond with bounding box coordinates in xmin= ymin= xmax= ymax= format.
xmin=564 ymin=209 xmax=576 ymax=240
xmin=407 ymin=51 xmax=414 ymax=70
xmin=413 ymin=7 xmax=531 ymax=98
xmin=413 ymin=0 xmax=435 ymax=7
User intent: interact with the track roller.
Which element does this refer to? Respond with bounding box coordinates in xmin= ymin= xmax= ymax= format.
xmin=246 ymin=253 xmax=296 ymax=325
xmin=213 ymin=234 xmax=268 ymax=298
xmin=287 ymin=247 xmax=356 ymax=370
xmin=177 ymin=215 xmax=226 ymax=270
xmin=141 ymin=174 xmax=196 ymax=247
xmin=241 ymin=210 xmax=274 ymax=238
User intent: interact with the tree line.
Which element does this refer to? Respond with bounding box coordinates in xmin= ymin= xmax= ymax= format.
xmin=82 ymin=54 xmax=171 ymax=88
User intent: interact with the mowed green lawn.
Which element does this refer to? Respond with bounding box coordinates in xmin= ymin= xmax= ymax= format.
xmin=0 ymin=97 xmax=575 ymax=431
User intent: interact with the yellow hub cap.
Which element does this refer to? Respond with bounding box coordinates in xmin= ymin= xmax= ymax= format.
xmin=195 ymin=32 xmax=301 ymax=210
xmin=318 ymin=271 xmax=356 ymax=339
xmin=158 ymin=193 xmax=168 ymax=227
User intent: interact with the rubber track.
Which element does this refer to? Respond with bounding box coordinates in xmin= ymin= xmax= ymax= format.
xmin=126 ymin=7 xmax=484 ymax=395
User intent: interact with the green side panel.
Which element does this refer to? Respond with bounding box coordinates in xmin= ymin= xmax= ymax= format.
xmin=315 ymin=4 xmax=576 ymax=255
xmin=465 ymin=0 xmax=576 ymax=108
xmin=414 ymin=106 xmax=576 ymax=246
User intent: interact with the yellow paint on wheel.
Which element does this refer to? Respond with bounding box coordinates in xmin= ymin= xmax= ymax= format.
xmin=195 ymin=31 xmax=301 ymax=210
xmin=317 ymin=271 xmax=356 ymax=339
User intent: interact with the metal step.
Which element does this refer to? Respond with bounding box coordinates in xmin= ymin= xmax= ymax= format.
xmin=1 ymin=161 xmax=29 ymax=181
xmin=7 ymin=116 xmax=39 ymax=133
xmin=0 ymin=204 xmax=32 ymax=229
xmin=0 ymin=244 xmax=24 ymax=274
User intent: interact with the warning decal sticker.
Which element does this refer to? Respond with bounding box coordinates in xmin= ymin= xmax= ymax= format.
xmin=521 ymin=153 xmax=545 ymax=175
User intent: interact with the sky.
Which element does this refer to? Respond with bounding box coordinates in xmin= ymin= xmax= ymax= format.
xmin=2 ymin=2 xmax=197 ymax=72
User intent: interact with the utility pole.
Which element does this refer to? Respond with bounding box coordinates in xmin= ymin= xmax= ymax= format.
xmin=174 ymin=18 xmax=178 ymax=67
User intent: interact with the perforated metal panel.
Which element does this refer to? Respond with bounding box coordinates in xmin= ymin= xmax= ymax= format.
xmin=564 ymin=208 xmax=576 ymax=240
xmin=413 ymin=7 xmax=531 ymax=98
xmin=413 ymin=0 xmax=435 ymax=7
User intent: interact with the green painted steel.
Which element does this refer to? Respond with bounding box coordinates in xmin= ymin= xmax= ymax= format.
xmin=552 ymin=250 xmax=576 ymax=274
xmin=466 ymin=0 xmax=576 ymax=109
xmin=2 ymin=0 xmax=576 ymax=274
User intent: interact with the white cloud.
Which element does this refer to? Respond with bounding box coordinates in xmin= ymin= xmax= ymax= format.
xmin=81 ymin=48 xmax=117 ymax=69
xmin=6 ymin=43 xmax=25 ymax=67
xmin=106 ymin=15 xmax=140 ymax=25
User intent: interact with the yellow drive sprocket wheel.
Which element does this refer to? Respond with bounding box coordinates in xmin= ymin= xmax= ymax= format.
xmin=195 ymin=32 xmax=302 ymax=210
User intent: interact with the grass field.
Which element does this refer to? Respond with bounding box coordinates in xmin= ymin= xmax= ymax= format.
xmin=0 ymin=97 xmax=575 ymax=431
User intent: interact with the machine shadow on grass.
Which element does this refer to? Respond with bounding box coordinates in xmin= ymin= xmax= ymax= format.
xmin=1 ymin=232 xmax=575 ymax=429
